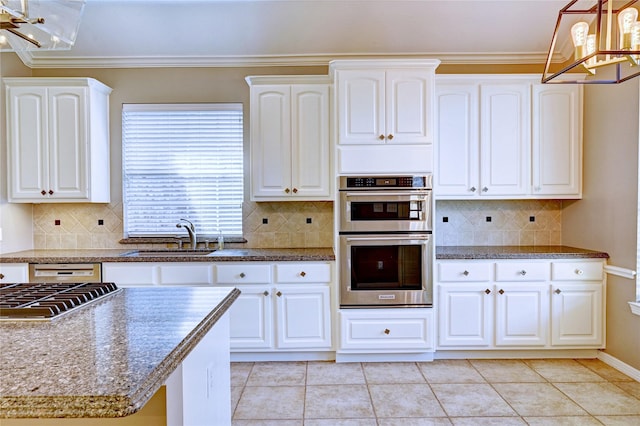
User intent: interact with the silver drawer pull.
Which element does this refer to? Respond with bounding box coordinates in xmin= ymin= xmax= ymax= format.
xmin=575 ymin=269 xmax=584 ymax=275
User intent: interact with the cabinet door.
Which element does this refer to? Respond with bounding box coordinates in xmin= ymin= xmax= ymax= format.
xmin=250 ymin=85 xmax=292 ymax=198
xmin=6 ymin=86 xmax=49 ymax=200
xmin=229 ymin=286 xmax=273 ymax=349
xmin=532 ymin=84 xmax=582 ymax=197
xmin=479 ymin=84 xmax=529 ymax=196
xmin=551 ymin=283 xmax=603 ymax=347
xmin=290 ymin=84 xmax=330 ymax=197
xmin=336 ymin=70 xmax=385 ymax=144
xmin=386 ymin=70 xmax=433 ymax=144
xmin=48 ymin=87 xmax=89 ymax=199
xmin=438 ymin=284 xmax=493 ymax=347
xmin=435 ymin=83 xmax=480 ymax=196
xmin=275 ymin=285 xmax=331 ymax=349
xmin=494 ymin=284 xmax=549 ymax=346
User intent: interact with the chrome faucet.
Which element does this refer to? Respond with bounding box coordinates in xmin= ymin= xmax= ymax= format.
xmin=176 ymin=218 xmax=197 ymax=249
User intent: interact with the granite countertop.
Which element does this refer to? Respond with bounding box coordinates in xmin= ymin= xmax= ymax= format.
xmin=0 ymin=247 xmax=335 ymax=263
xmin=436 ymin=245 xmax=609 ymax=260
xmin=0 ymin=286 xmax=240 ymax=418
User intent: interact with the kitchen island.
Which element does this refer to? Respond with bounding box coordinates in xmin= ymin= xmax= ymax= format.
xmin=0 ymin=286 xmax=240 ymax=425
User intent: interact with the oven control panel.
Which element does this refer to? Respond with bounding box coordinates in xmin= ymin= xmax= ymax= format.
xmin=341 ymin=175 xmax=431 ymax=189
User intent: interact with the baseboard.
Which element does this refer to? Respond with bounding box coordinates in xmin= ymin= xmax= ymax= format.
xmin=597 ymin=351 xmax=640 ymax=382
xmin=434 ymin=349 xmax=600 ymax=360
xmin=336 ymin=352 xmax=435 ymax=363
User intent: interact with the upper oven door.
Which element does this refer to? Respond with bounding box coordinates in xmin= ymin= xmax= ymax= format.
xmin=339 ymin=190 xmax=432 ymax=232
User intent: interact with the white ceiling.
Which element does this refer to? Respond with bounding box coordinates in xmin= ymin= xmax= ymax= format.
xmin=13 ymin=0 xmax=578 ymax=68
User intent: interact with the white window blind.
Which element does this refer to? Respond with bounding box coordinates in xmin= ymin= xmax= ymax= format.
xmin=122 ymin=103 xmax=243 ymax=238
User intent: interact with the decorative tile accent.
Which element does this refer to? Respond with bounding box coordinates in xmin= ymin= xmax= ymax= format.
xmin=32 ymin=201 xmax=334 ymax=249
xmin=435 ymin=200 xmax=562 ymax=246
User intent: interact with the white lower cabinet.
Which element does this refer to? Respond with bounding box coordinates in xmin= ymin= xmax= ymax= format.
xmin=0 ymin=263 xmax=29 ymax=283
xmin=339 ymin=308 xmax=434 ymax=352
xmin=102 ymin=262 xmax=214 ymax=286
xmin=437 ymin=259 xmax=605 ymax=350
xmin=217 ymin=262 xmax=333 ymax=353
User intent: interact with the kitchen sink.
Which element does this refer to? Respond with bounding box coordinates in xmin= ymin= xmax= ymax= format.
xmin=120 ymin=249 xmax=215 ymax=257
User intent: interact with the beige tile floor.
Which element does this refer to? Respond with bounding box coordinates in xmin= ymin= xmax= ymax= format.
xmin=230 ymin=358 xmax=640 ymax=425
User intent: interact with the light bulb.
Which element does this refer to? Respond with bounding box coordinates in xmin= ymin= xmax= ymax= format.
xmin=633 ymin=21 xmax=640 ymax=50
xmin=586 ymin=34 xmax=597 ymax=67
xmin=618 ymin=7 xmax=638 ymax=49
xmin=571 ymin=22 xmax=590 ymax=60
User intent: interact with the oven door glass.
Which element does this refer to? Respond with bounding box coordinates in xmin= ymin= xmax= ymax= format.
xmin=339 ymin=191 xmax=431 ymax=232
xmin=350 ymin=245 xmax=422 ymax=290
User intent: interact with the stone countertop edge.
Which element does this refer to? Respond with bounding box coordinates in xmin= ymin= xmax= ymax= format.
xmin=0 ymin=287 xmax=242 ymax=419
xmin=436 ymin=245 xmax=609 ymax=260
xmin=0 ymin=248 xmax=335 ymax=263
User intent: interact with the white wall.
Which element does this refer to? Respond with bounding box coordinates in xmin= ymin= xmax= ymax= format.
xmin=562 ymin=77 xmax=640 ymax=370
xmin=0 ymin=54 xmax=34 ymax=254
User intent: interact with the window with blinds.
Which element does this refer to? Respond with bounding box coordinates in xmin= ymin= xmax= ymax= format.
xmin=122 ymin=103 xmax=243 ymax=238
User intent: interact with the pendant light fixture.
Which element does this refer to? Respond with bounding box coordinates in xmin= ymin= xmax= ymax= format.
xmin=0 ymin=0 xmax=85 ymax=51
xmin=542 ymin=0 xmax=640 ymax=84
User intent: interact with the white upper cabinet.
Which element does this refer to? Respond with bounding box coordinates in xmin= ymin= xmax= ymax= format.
xmin=5 ymin=78 xmax=112 ymax=203
xmin=480 ymin=83 xmax=530 ymax=197
xmin=247 ymin=76 xmax=331 ymax=201
xmin=532 ymin=84 xmax=582 ymax=197
xmin=330 ymin=59 xmax=440 ymax=174
xmin=435 ymin=75 xmax=583 ymax=199
xmin=336 ymin=68 xmax=433 ymax=145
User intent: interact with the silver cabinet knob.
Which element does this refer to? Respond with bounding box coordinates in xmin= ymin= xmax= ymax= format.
xmin=463 ymin=270 xmax=470 ymax=276
xmin=485 ymin=288 xmax=491 ymax=294
xmin=575 ymin=269 xmax=584 ymax=275
xmin=482 ymin=187 xmax=488 ymax=192
xmin=498 ymin=289 xmax=505 ymax=295
xmin=555 ymin=288 xmax=562 ymax=294
xmin=519 ymin=270 xmax=527 ymax=276
xmin=263 ymin=290 xmax=269 ymax=296
xmin=276 ymin=291 xmax=282 ymax=297
xmin=470 ymin=186 xmax=477 ymax=192
xmin=239 ymin=272 xmax=246 ymax=278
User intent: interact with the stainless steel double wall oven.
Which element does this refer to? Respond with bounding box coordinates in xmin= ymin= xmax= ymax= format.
xmin=339 ymin=175 xmax=433 ymax=308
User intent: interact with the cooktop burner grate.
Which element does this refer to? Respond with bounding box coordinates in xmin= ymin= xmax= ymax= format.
xmin=0 ymin=282 xmax=120 ymax=320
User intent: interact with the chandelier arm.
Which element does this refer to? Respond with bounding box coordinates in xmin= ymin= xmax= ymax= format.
xmin=6 ymin=27 xmax=41 ymax=47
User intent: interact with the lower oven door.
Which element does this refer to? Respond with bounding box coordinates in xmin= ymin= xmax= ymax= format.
xmin=340 ymin=233 xmax=432 ymax=308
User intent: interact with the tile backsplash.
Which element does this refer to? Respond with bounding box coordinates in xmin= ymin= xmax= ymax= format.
xmin=32 ymin=199 xmax=560 ymax=249
xmin=33 ymin=201 xmax=334 ymax=249
xmin=435 ymin=200 xmax=562 ymax=246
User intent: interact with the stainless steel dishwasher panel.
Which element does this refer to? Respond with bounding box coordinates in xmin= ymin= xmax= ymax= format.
xmin=29 ymin=263 xmax=102 ymax=282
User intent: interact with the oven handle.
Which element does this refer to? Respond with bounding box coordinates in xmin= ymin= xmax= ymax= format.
xmin=342 ymin=191 xmax=430 ymax=198
xmin=344 ymin=235 xmax=431 ymax=242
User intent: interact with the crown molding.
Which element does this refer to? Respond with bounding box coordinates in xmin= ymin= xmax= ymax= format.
xmin=16 ymin=51 xmax=563 ymax=69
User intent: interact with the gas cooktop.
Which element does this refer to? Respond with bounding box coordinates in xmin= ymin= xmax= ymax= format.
xmin=0 ymin=282 xmax=120 ymax=320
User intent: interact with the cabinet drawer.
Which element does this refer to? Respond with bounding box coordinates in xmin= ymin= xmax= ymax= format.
xmin=0 ymin=263 xmax=29 ymax=282
xmin=103 ymin=263 xmax=157 ymax=286
xmin=275 ymin=263 xmax=331 ymax=283
xmin=438 ymin=262 xmax=493 ymax=282
xmin=495 ymin=262 xmax=549 ymax=281
xmin=216 ymin=264 xmax=272 ymax=284
xmin=159 ymin=264 xmax=214 ymax=285
xmin=551 ymin=261 xmax=604 ymax=281
xmin=340 ymin=309 xmax=432 ymax=350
